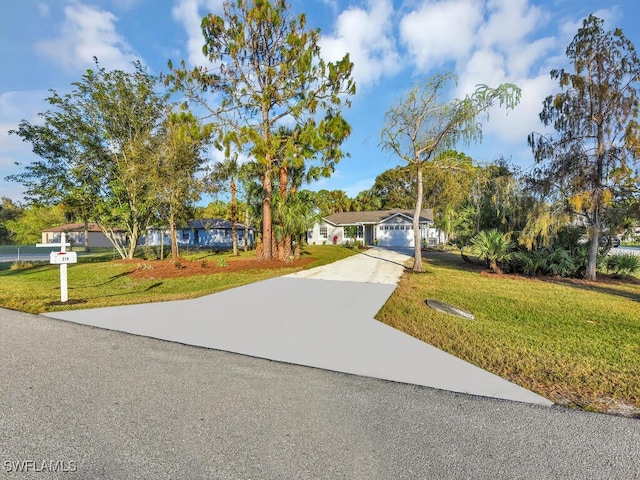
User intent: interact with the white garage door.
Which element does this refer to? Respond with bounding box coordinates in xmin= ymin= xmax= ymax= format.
xmin=377 ymin=226 xmax=414 ymax=247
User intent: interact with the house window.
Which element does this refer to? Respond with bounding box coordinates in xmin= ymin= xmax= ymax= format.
xmin=182 ymin=230 xmax=189 ymax=241
xmin=356 ymin=226 xmax=363 ymax=238
xmin=319 ymin=226 xmax=328 ymax=239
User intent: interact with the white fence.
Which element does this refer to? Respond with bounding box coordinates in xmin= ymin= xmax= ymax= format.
xmin=0 ymin=245 xmax=61 ymax=263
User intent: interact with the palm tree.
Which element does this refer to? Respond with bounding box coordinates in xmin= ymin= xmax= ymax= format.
xmin=470 ymin=229 xmax=513 ymax=274
xmin=209 ymin=155 xmax=242 ymax=255
xmin=274 ymin=190 xmax=319 ymax=260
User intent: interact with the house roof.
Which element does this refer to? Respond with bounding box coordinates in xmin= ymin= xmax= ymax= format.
xmin=323 ymin=209 xmax=434 ymax=226
xmin=186 ymin=218 xmax=253 ymax=230
xmin=42 ymin=223 xmax=105 ymax=233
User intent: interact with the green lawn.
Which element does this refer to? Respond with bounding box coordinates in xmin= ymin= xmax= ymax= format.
xmin=376 ymin=250 xmax=640 ymax=416
xmin=0 ymin=245 xmax=359 ymax=314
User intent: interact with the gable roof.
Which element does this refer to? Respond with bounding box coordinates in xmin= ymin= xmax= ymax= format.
xmin=42 ymin=223 xmax=106 ymax=233
xmin=186 ymin=219 xmax=252 ymax=230
xmin=323 ymin=209 xmax=434 ymax=226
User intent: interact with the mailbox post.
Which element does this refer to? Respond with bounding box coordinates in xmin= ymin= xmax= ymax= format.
xmin=37 ymin=232 xmax=77 ymax=302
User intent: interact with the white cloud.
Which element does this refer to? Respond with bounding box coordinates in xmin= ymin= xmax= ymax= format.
xmin=479 ymin=74 xmax=557 ymax=145
xmin=319 ymin=0 xmax=401 ymax=89
xmin=478 ymin=0 xmax=544 ymax=50
xmin=411 ymin=0 xmax=559 ymax=153
xmin=171 ymin=0 xmax=223 ymax=67
xmin=35 ymin=3 xmax=140 ymax=72
xmin=400 ymin=0 xmax=483 ymax=71
xmin=173 ymin=0 xmax=401 ymax=87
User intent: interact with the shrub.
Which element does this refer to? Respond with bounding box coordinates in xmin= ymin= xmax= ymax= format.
xmin=572 ymin=245 xmax=608 ymax=278
xmin=606 ymin=254 xmax=640 ymax=278
xmin=545 ymin=246 xmax=576 ymax=277
xmin=509 ymin=244 xmax=610 ymax=279
xmin=9 ymin=260 xmax=36 ymax=270
xmin=509 ymin=250 xmax=546 ymax=276
xmin=216 ymin=257 xmax=228 ymax=267
xmin=470 ymin=229 xmax=514 ymax=274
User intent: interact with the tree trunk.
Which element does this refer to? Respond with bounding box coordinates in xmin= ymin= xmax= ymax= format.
xmin=584 ymin=120 xmax=605 ymax=281
xmin=127 ymin=223 xmax=139 ymax=259
xmin=277 ymin=236 xmax=285 ymax=261
xmin=281 ymin=239 xmax=292 ymax=262
xmin=272 ymin=231 xmax=278 ymax=259
xmin=83 ymin=219 xmax=90 ymax=252
xmin=255 ymin=237 xmax=263 ymax=260
xmin=412 ymin=164 xmax=424 ymax=272
xmin=169 ymin=209 xmax=179 ymax=260
xmin=585 ymin=225 xmax=599 ymax=281
xmin=490 ymin=259 xmax=503 ymax=275
xmin=244 ymin=207 xmax=249 ymax=252
xmin=293 ymin=235 xmax=301 ymax=259
xmin=261 ymin=153 xmax=273 ymax=260
xmin=231 ymin=178 xmax=238 ymax=256
xmin=95 ymin=222 xmax=127 ymax=259
xmin=277 ymin=164 xmax=288 ymax=262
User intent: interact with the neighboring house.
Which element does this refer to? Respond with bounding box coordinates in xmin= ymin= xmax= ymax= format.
xmin=41 ymin=223 xmax=123 ymax=248
xmin=309 ymin=209 xmax=446 ymax=248
xmin=141 ymin=219 xmax=254 ymax=249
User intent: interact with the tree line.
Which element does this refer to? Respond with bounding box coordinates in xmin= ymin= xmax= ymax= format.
xmin=4 ymin=3 xmax=640 ymax=282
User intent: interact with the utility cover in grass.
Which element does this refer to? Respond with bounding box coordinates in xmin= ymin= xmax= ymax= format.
xmin=425 ymin=299 xmax=474 ymax=320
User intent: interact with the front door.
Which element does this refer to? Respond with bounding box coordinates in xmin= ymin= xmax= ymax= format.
xmin=365 ymin=225 xmax=374 ymax=245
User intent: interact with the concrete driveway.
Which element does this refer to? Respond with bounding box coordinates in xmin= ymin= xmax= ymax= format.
xmin=45 ymin=247 xmax=550 ymax=406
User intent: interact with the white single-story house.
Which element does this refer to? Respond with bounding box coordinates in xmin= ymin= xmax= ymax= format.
xmin=41 ymin=223 xmax=123 ymax=248
xmin=141 ymin=219 xmax=255 ymax=249
xmin=308 ymin=209 xmax=446 ymax=248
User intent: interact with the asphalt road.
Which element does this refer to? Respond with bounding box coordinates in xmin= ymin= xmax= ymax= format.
xmin=2 ymin=308 xmax=639 ymax=479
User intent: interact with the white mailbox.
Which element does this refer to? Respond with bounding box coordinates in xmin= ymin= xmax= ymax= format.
xmin=50 ymin=251 xmax=78 ymax=265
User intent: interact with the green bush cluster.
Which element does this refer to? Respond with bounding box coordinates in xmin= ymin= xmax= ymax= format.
xmin=344 ymin=240 xmax=365 ymax=250
xmin=606 ymin=254 xmax=640 ymax=278
xmin=506 ymin=245 xmax=604 ymax=278
xmin=468 ymin=228 xmax=639 ymax=279
xmin=216 ymin=257 xmax=228 ymax=267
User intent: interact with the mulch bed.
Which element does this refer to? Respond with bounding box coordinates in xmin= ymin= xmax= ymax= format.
xmin=116 ymin=256 xmax=315 ymax=280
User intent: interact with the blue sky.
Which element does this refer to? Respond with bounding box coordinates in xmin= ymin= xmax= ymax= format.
xmin=1 ymin=0 xmax=639 ymax=202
